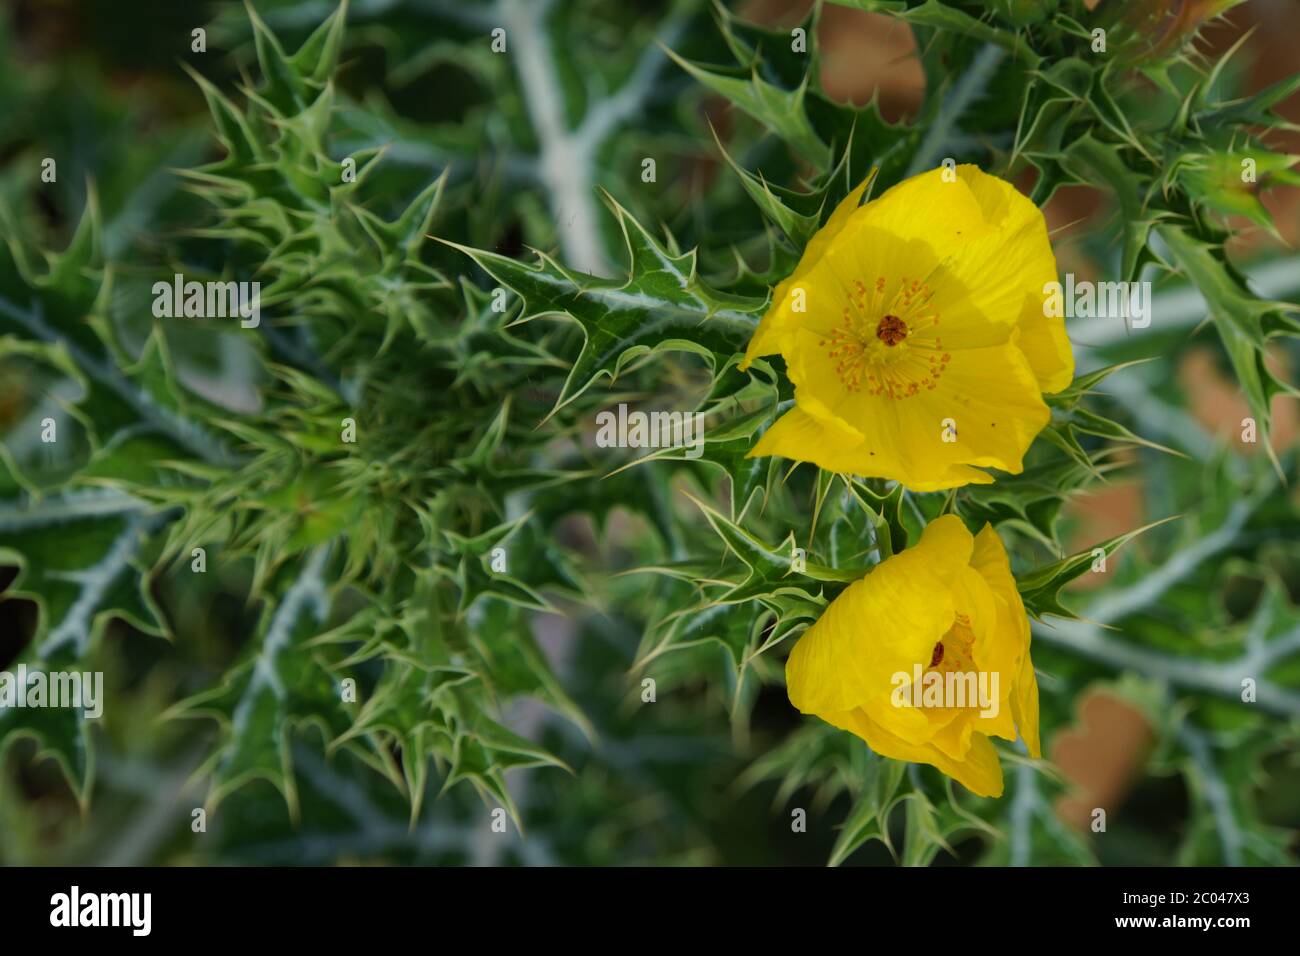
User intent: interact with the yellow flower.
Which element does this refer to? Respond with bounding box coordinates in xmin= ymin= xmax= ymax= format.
xmin=785 ymin=514 xmax=1040 ymax=797
xmin=741 ymin=165 xmax=1073 ymax=491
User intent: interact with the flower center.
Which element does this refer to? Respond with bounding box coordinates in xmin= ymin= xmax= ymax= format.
xmin=928 ymin=612 xmax=977 ymax=677
xmin=815 ymin=275 xmax=949 ymax=399
xmin=876 ymin=314 xmax=907 ymax=346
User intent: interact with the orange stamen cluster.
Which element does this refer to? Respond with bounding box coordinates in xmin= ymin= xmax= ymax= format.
xmin=929 ymin=611 xmax=978 ymax=677
xmin=876 ymin=314 xmax=908 ymax=346
xmin=816 ymin=275 xmax=951 ymax=399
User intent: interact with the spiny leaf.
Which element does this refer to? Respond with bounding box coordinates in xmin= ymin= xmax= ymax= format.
xmin=663 ymin=47 xmax=832 ymax=170
xmin=0 ymin=491 xmax=170 ymax=805
xmin=437 ymin=198 xmax=765 ymax=414
xmin=1017 ymin=516 xmax=1179 ymax=619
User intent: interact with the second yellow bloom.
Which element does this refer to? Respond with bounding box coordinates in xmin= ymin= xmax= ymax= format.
xmin=785 ymin=515 xmax=1040 ymax=798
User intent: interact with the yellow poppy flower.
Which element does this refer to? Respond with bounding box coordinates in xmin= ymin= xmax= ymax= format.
xmin=741 ymin=165 xmax=1073 ymax=491
xmin=785 ymin=514 xmax=1040 ymax=797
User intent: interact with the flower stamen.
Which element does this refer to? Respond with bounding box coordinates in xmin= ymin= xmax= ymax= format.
xmin=816 ymin=276 xmax=951 ymax=398
xmin=876 ymin=314 xmax=908 ymax=346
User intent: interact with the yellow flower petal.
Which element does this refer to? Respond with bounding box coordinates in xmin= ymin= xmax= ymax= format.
xmin=1017 ymin=298 xmax=1075 ymax=396
xmin=835 ymin=707 xmax=1006 ymax=798
xmin=1011 ymin=648 xmax=1042 ymax=759
xmin=785 ymin=516 xmax=1037 ymax=797
xmin=749 ymin=403 xmax=927 ymax=484
xmin=970 ymin=523 xmax=1041 ymax=757
xmin=787 ymin=338 xmax=1049 ymax=490
xmin=834 ymin=166 xmax=992 ymax=263
xmin=916 ymin=512 xmax=976 ymax=558
xmin=740 ymin=175 xmax=876 ymax=368
xmin=785 ymin=515 xmax=972 ymax=715
xmin=784 ymin=561 xmax=952 ymax=715
xmin=953 ymin=565 xmax=1019 ymax=744
xmin=938 ymin=730 xmax=1005 ymax=798
xmin=950 ymin=165 xmax=1074 ymax=393
xmin=742 ymin=164 xmax=1072 ymax=490
xmin=969 ymin=525 xmax=1024 ymax=622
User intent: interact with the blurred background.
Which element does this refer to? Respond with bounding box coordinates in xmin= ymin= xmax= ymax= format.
xmin=1 ymin=0 xmax=1298 ymax=865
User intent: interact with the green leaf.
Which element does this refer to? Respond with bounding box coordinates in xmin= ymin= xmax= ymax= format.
xmin=1017 ymin=516 xmax=1178 ymax=619
xmin=1157 ymin=223 xmax=1299 ymax=467
xmin=664 ymin=48 xmax=832 ymax=170
xmin=0 ymin=490 xmax=169 ymax=804
xmin=438 ymin=195 xmax=765 ymax=413
xmin=828 ymin=750 xmax=906 ymax=865
xmin=830 ymin=0 xmax=1042 ymax=68
xmin=171 ymin=546 xmax=349 ymax=820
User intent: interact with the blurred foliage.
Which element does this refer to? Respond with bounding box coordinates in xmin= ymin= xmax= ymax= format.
xmin=0 ymin=0 xmax=1298 ymax=866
